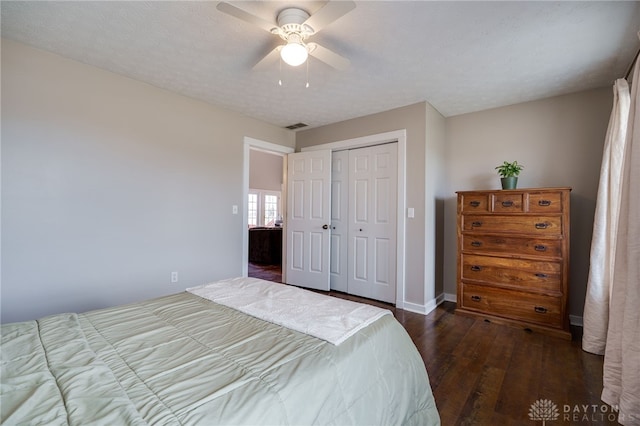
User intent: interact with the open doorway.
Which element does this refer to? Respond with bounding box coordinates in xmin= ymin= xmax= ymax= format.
xmin=242 ymin=137 xmax=293 ymax=282
xmin=247 ymin=148 xmax=284 ymax=282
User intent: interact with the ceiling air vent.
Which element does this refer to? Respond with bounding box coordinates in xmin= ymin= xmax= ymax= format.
xmin=285 ymin=122 xmax=308 ymax=130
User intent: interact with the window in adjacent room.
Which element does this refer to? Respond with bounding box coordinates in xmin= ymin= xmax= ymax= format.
xmin=248 ymin=190 xmax=281 ymax=227
xmin=248 ymin=192 xmax=258 ymax=227
xmin=264 ymin=194 xmax=279 ymax=226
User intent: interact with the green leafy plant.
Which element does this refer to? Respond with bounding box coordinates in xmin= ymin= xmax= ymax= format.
xmin=495 ymin=160 xmax=524 ymax=178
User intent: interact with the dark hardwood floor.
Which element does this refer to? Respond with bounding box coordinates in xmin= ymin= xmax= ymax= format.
xmin=248 ymin=262 xmax=282 ymax=283
xmin=328 ymin=292 xmax=614 ymax=426
xmin=247 ymin=265 xmax=613 ymax=425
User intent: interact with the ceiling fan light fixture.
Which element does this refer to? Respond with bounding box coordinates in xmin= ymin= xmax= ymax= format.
xmin=280 ymin=41 xmax=308 ymax=67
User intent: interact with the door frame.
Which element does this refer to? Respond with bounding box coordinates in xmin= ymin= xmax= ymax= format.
xmin=242 ymin=137 xmax=294 ymax=279
xmin=301 ymin=130 xmax=407 ymax=308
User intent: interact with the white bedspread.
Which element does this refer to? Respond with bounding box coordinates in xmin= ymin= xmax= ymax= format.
xmin=187 ymin=277 xmax=391 ymax=345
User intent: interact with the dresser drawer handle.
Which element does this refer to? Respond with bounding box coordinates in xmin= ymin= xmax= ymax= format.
xmin=472 ymin=221 xmax=483 ymax=227
xmin=470 ymin=241 xmax=482 ymax=247
xmin=538 ymin=200 xmax=552 ymax=206
xmin=470 ymin=295 xmax=481 ymax=302
xmin=470 ymin=265 xmax=482 ymax=272
xmin=534 ymin=244 xmax=547 ymax=252
xmin=469 ymin=201 xmax=481 ymax=207
xmin=534 ymin=306 xmax=548 ymax=314
xmin=501 ymin=200 xmax=514 ymax=207
xmin=535 ymin=273 xmax=548 ymax=279
xmin=535 ymin=222 xmax=549 ymax=229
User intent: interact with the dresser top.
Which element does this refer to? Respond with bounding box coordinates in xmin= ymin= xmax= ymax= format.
xmin=456 ymin=187 xmax=571 ymax=194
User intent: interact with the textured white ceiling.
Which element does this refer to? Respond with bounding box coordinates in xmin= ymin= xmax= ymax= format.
xmin=2 ymin=1 xmax=639 ymax=130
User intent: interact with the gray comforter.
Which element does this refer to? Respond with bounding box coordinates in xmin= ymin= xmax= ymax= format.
xmin=1 ymin=292 xmax=440 ymax=425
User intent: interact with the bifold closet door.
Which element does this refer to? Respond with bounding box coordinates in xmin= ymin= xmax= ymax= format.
xmin=285 ymin=150 xmax=332 ymax=291
xmin=330 ymin=150 xmax=349 ymax=292
xmin=347 ymin=143 xmax=397 ymax=303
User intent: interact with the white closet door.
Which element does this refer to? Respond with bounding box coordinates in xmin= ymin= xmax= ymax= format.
xmin=348 ymin=143 xmax=397 ymax=303
xmin=285 ymin=150 xmax=332 ymax=291
xmin=330 ymin=150 xmax=349 ymax=292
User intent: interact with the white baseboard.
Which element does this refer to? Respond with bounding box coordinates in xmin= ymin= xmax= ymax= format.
xmin=570 ymin=315 xmax=583 ymax=327
xmin=402 ymin=292 xmax=455 ymax=316
xmin=402 ymin=301 xmax=429 ymax=315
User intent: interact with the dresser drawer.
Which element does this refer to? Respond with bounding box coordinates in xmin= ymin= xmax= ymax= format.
xmin=461 ymin=283 xmax=563 ymax=327
xmin=460 ymin=194 xmax=489 ymax=212
xmin=461 ymin=215 xmax=563 ymax=235
xmin=461 ymin=234 xmax=562 ymax=258
xmin=529 ymin=192 xmax=563 ymax=213
xmin=493 ymin=193 xmax=524 ymax=212
xmin=461 ymin=254 xmax=562 ymax=293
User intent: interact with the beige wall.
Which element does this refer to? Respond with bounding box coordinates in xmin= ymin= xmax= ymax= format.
xmin=425 ymin=102 xmax=448 ymax=298
xmin=249 ymin=150 xmax=283 ymax=192
xmin=1 ymin=38 xmax=613 ymax=322
xmin=1 ymin=39 xmax=294 ymax=323
xmin=296 ymin=88 xmax=612 ymax=318
xmin=296 ymin=102 xmax=447 ymax=309
xmin=444 ymin=87 xmax=613 ymax=317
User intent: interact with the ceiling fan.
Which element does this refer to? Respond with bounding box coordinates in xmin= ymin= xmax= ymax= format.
xmin=216 ymin=1 xmax=356 ymax=71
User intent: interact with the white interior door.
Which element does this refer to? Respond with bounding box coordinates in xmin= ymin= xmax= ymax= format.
xmin=347 ymin=143 xmax=398 ymax=303
xmin=330 ymin=150 xmax=349 ymax=292
xmin=285 ymin=150 xmax=332 ymax=291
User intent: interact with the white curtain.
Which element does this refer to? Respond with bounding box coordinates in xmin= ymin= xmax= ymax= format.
xmin=582 ymin=79 xmax=630 ymax=354
xmin=591 ymin=45 xmax=640 ymax=425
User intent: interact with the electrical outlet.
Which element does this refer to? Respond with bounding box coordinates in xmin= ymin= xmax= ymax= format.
xmin=232 ymin=205 xmax=238 ymax=214
xmin=171 ymin=271 xmax=178 ymax=283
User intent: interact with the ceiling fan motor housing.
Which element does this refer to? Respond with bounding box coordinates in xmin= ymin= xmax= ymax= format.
xmin=275 ymin=8 xmax=314 ymax=40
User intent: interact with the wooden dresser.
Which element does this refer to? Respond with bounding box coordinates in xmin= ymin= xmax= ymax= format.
xmin=456 ymin=187 xmax=571 ymax=339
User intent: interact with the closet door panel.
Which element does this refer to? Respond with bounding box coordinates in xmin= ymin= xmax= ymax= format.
xmin=330 ymin=150 xmax=349 ymax=292
xmin=347 ymin=143 xmax=397 ymax=303
xmin=285 ymin=150 xmax=331 ymax=291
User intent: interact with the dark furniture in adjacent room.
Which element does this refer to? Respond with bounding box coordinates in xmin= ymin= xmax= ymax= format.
xmin=248 ymin=227 xmax=282 ymax=265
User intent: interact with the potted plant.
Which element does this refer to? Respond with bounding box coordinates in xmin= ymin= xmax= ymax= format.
xmin=495 ymin=160 xmax=523 ymax=189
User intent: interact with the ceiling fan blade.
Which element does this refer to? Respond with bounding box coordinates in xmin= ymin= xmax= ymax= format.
xmin=253 ymin=46 xmax=283 ymax=70
xmin=303 ymin=1 xmax=355 ymax=34
xmin=216 ymin=2 xmax=276 ymax=33
xmin=308 ymin=43 xmax=350 ymax=71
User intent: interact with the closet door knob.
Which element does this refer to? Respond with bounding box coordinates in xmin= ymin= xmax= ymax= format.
xmin=322 ymin=224 xmax=329 ymax=230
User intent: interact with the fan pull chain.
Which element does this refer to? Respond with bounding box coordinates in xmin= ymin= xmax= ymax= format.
xmin=277 ymin=56 xmax=311 ymax=88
